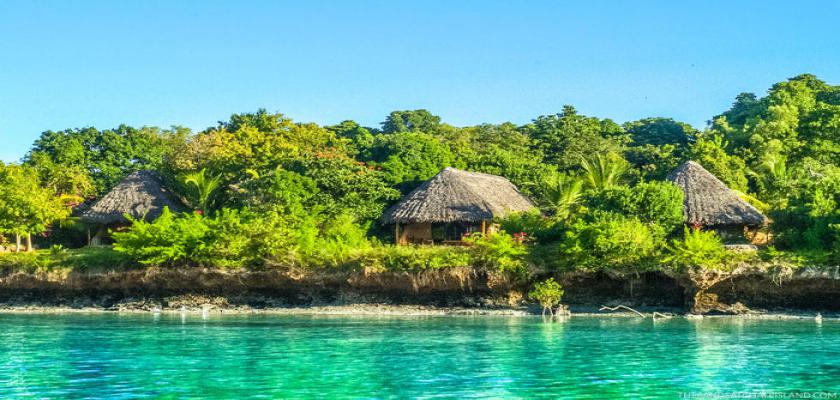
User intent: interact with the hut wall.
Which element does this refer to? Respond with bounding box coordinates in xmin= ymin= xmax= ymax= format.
xmin=745 ymin=228 xmax=771 ymax=245
xmin=712 ymin=226 xmax=752 ymax=244
xmin=401 ymin=223 xmax=433 ymax=245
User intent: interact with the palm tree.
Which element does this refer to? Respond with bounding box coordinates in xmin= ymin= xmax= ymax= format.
xmin=543 ymin=172 xmax=584 ymax=220
xmin=580 ymin=153 xmax=628 ymax=191
xmin=182 ymin=168 xmax=222 ymax=213
xmin=764 ymin=154 xmax=788 ymax=184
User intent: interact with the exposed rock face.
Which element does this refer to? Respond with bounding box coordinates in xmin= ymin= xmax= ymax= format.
xmin=0 ymin=268 xmax=513 ymax=310
xmin=0 ymin=267 xmax=837 ymax=313
xmin=676 ymin=265 xmax=840 ymax=314
xmin=702 ymin=268 xmax=840 ymax=312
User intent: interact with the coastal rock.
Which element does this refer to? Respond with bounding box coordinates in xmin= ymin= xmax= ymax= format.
xmin=0 ymin=267 xmax=838 ymax=314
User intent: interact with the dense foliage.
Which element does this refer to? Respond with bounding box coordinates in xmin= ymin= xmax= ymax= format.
xmin=664 ymin=227 xmax=727 ymax=271
xmin=0 ymin=163 xmax=73 ymax=251
xmin=2 ymin=74 xmax=839 ymax=272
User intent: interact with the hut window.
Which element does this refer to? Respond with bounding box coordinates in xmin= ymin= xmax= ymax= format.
xmin=431 ymin=224 xmax=447 ymax=241
xmin=431 ymin=222 xmax=480 ymax=242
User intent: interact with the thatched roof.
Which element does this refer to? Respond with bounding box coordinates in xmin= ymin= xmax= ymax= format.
xmin=381 ymin=167 xmax=536 ymax=224
xmin=80 ymin=171 xmax=185 ymax=224
xmin=667 ymin=161 xmax=767 ymax=228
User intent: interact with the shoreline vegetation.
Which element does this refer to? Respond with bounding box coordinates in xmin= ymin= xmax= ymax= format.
xmin=1 ymin=74 xmax=839 ymax=315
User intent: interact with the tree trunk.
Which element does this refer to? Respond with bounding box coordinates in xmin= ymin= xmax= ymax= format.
xmin=15 ymin=234 xmax=21 ymax=253
xmin=26 ymin=233 xmax=33 ymax=252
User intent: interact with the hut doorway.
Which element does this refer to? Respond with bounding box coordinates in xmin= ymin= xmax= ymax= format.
xmin=87 ymin=224 xmax=130 ymax=246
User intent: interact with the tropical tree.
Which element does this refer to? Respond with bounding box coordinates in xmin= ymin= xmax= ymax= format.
xmin=0 ymin=163 xmax=71 ymax=251
xmin=25 ymin=125 xmax=188 ymax=194
xmin=182 ymin=168 xmax=222 ymax=213
xmin=529 ymin=278 xmax=565 ymax=316
xmin=623 ymin=117 xmax=697 ymax=179
xmin=580 ymin=153 xmax=629 ymax=191
xmin=360 ymin=131 xmax=459 ymax=192
xmin=688 ymin=130 xmax=749 ymax=192
xmin=525 ymin=105 xmax=628 ymax=169
xmin=285 ymin=151 xmax=400 ymax=222
xmin=381 ymin=109 xmax=443 ymax=134
xmin=541 ymin=172 xmax=584 ymax=220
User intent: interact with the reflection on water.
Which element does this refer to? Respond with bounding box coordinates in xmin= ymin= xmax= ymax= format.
xmin=0 ymin=314 xmax=838 ymax=398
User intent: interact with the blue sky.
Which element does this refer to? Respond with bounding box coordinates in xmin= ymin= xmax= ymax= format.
xmin=1 ymin=1 xmax=838 ymax=162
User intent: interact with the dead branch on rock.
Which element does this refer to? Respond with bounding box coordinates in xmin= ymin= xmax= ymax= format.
xmin=599 ymin=305 xmax=646 ymax=318
xmin=599 ymin=305 xmax=675 ymax=319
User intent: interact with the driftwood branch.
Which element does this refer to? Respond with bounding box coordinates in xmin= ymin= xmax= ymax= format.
xmin=599 ymin=305 xmax=675 ymax=319
xmin=599 ymin=305 xmax=646 ymax=318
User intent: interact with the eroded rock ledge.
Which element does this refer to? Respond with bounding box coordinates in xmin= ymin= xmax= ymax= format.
xmin=0 ymin=266 xmax=837 ymax=314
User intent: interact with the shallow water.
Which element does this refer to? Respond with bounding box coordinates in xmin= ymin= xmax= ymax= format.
xmin=0 ymin=313 xmax=838 ymax=398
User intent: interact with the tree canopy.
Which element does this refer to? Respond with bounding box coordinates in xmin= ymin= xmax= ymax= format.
xmin=2 ymin=74 xmax=839 ymax=265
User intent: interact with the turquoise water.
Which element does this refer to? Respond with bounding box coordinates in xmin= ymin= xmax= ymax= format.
xmin=0 ymin=314 xmax=838 ymax=399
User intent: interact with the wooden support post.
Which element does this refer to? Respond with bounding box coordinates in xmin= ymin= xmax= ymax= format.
xmin=481 ymin=220 xmax=487 ymax=236
xmin=395 ymin=224 xmax=401 ymax=245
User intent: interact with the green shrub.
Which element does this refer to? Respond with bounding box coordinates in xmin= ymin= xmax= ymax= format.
xmin=559 ymin=212 xmax=662 ymax=270
xmin=664 ymin=227 xmax=726 ymax=270
xmin=465 ymin=231 xmax=529 ymax=275
xmin=195 ymin=209 xmax=296 ymax=268
xmin=631 ymin=181 xmax=684 ymax=231
xmin=50 ymin=244 xmax=67 ymax=256
xmin=0 ymin=251 xmax=53 ymax=272
xmin=113 ymin=207 xmax=295 ymax=268
xmin=587 ymin=181 xmax=684 ymax=233
xmin=357 ymin=245 xmax=472 ymax=271
xmin=529 ymin=278 xmax=565 ymax=315
xmin=0 ymin=247 xmax=134 ymax=273
xmin=113 ymin=208 xmax=208 ymax=266
xmin=498 ymin=210 xmax=563 ymax=244
xmin=112 ymin=204 xmax=382 ymax=269
xmin=298 ymin=213 xmax=373 ymax=267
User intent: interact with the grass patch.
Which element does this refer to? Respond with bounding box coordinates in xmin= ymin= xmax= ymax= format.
xmin=758 ymin=247 xmax=833 ymax=267
xmin=0 ymin=247 xmax=137 ymax=274
xmin=353 ymin=245 xmax=472 ymax=272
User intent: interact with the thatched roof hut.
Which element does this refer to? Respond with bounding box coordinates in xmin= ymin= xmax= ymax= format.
xmin=80 ymin=171 xmax=184 ymax=225
xmin=667 ymin=161 xmax=767 ymax=228
xmin=382 ymin=167 xmax=535 ymax=225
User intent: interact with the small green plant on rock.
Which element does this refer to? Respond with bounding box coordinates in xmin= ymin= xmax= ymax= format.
xmin=665 ymin=227 xmax=726 ymax=270
xmin=465 ymin=231 xmax=529 ymax=275
xmin=529 ymin=278 xmax=565 ymax=316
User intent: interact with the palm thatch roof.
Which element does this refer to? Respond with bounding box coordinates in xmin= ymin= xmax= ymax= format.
xmin=667 ymin=161 xmax=767 ymax=228
xmin=381 ymin=167 xmax=536 ymax=224
xmin=80 ymin=171 xmax=185 ymax=224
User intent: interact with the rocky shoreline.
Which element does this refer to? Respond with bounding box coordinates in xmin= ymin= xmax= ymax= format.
xmin=0 ymin=266 xmax=838 ymax=316
xmin=0 ymin=302 xmax=835 ymax=320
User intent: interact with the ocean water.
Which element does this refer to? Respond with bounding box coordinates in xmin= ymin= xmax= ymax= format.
xmin=0 ymin=313 xmax=838 ymax=399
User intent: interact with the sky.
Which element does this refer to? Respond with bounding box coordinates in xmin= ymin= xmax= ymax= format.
xmin=1 ymin=1 xmax=839 ymax=162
